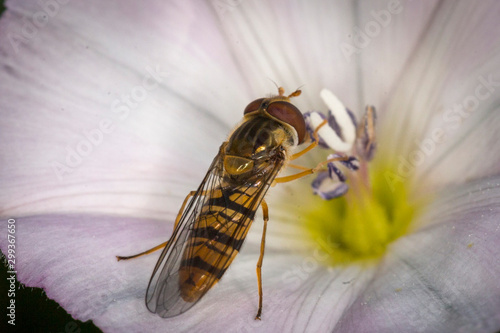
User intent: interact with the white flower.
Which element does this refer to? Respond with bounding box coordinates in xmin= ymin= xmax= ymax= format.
xmin=1 ymin=1 xmax=500 ymax=332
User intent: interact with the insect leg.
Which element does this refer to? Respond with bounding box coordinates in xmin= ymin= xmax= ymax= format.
xmin=273 ymin=155 xmax=349 ymax=184
xmin=255 ymin=199 xmax=269 ymax=320
xmin=116 ymin=242 xmax=169 ymax=261
xmin=289 ymin=119 xmax=328 ymax=160
xmin=116 ymin=190 xmax=199 ymax=261
xmin=286 ymin=163 xmax=310 ymax=171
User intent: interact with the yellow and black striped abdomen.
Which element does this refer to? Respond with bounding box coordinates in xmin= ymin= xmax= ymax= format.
xmin=179 ymin=186 xmax=260 ymax=302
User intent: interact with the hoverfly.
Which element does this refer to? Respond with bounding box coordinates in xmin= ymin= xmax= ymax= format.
xmin=117 ymin=87 xmax=336 ymax=319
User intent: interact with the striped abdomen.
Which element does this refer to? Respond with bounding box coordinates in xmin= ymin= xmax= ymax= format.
xmin=178 ymin=185 xmax=260 ymax=302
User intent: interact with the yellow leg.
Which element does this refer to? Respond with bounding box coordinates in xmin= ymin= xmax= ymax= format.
xmin=274 ymin=156 xmax=348 ymax=184
xmin=116 ymin=242 xmax=169 ymax=261
xmin=255 ymin=199 xmax=269 ymax=320
xmin=276 ymin=119 xmax=342 ymax=183
xmin=286 ymin=163 xmax=310 ymax=171
xmin=116 ymin=190 xmax=198 ymax=261
xmin=289 ymin=119 xmax=328 ymax=160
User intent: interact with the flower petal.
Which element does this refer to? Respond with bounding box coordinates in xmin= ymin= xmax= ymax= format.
xmin=4 ymin=178 xmax=499 ymax=332
xmin=354 ymin=0 xmax=440 ymax=108
xmin=0 ymin=214 xmax=169 ymax=331
xmin=2 ymin=1 xmax=499 ymax=332
xmin=375 ymin=1 xmax=500 ymax=188
xmin=333 ymin=176 xmax=500 ymax=333
xmin=0 ymin=0 xmax=253 ymax=219
xmin=0 ymin=212 xmax=365 ymax=332
xmin=211 ymin=0 xmax=362 ymax=110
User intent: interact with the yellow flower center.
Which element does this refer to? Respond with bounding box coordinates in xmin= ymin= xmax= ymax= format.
xmin=304 ymin=161 xmax=421 ymax=265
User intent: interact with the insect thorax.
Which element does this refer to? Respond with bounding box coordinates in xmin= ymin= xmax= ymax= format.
xmin=223 ymin=115 xmax=294 ymax=181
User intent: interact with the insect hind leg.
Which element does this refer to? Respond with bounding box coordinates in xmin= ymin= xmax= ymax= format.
xmin=255 ymin=199 xmax=269 ymax=320
xmin=116 ymin=190 xmax=199 ymax=261
xmin=116 ymin=241 xmax=168 ymax=261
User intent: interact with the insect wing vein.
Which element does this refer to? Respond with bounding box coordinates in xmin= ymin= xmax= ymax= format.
xmin=146 ymin=147 xmax=284 ymax=318
xmin=145 ymin=151 xmax=223 ymax=317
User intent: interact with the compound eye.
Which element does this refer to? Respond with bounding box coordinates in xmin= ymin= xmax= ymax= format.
xmin=244 ymin=98 xmax=266 ymax=115
xmin=267 ymin=101 xmax=306 ymax=144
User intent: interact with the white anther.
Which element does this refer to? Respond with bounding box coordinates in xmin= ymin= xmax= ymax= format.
xmin=320 ymin=89 xmax=356 ymax=146
xmin=309 ymin=112 xmax=352 ymax=152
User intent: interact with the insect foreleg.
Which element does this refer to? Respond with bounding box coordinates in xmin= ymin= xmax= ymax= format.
xmin=255 ymin=199 xmax=269 ymax=320
xmin=273 ymin=155 xmax=349 ymax=184
xmin=116 ymin=190 xmax=201 ymax=261
xmin=289 ymin=119 xmax=328 ymax=160
xmin=286 ymin=163 xmax=310 ymax=171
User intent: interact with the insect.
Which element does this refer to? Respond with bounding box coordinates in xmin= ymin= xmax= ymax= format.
xmin=117 ymin=87 xmax=336 ymax=319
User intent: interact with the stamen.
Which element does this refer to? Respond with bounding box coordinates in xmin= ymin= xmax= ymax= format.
xmin=311 ymin=172 xmax=349 ymax=200
xmin=328 ymin=154 xmax=359 ymax=171
xmin=305 ymin=112 xmax=353 ymax=152
xmin=328 ymin=163 xmax=346 ymax=182
xmin=306 ymin=89 xmax=376 ymax=201
xmin=356 ymin=106 xmax=377 ymax=161
xmin=325 ymin=109 xmax=357 ymax=142
xmin=304 ymin=112 xmax=328 ymax=148
xmin=320 ymin=89 xmax=356 ymax=145
xmin=302 ymin=90 xmax=420 ymax=265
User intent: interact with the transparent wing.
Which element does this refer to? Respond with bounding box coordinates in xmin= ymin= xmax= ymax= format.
xmin=145 ymin=146 xmax=284 ymax=318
